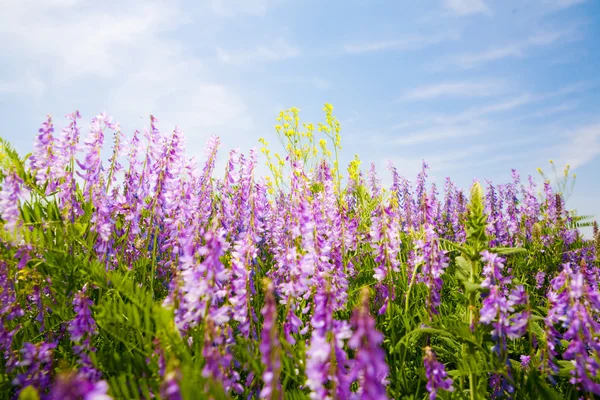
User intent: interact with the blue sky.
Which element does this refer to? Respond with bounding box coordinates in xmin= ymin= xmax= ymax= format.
xmin=1 ymin=0 xmax=599 ymax=222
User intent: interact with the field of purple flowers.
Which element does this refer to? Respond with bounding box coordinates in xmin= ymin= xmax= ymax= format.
xmin=0 ymin=105 xmax=599 ymax=399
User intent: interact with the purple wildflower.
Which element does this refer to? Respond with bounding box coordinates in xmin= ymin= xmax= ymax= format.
xmin=415 ymin=195 xmax=450 ymax=317
xmin=8 ymin=341 xmax=56 ymax=396
xmin=480 ymin=252 xmax=529 ymax=343
xmin=306 ymin=287 xmax=347 ymax=400
xmin=0 ymin=170 xmax=26 ymax=234
xmin=259 ymin=280 xmax=282 ymax=400
xmin=423 ymin=346 xmax=454 ymax=400
xmin=29 ymin=115 xmax=56 ymax=190
xmin=68 ymin=285 xmax=100 ymax=381
xmin=535 ymin=271 xmax=546 ymax=289
xmin=55 ymin=111 xmax=83 ymax=222
xmin=520 ymin=355 xmax=531 ymax=369
xmin=479 ymin=251 xmax=529 ymax=397
xmin=230 ymin=233 xmax=256 ymax=337
xmin=160 ymin=370 xmax=183 ymax=400
xmin=544 ymin=263 xmax=600 ymax=395
xmin=1 ymin=261 xmax=23 ymax=360
xmin=49 ymin=373 xmax=112 ymax=400
xmin=348 ymin=288 xmax=389 ymax=400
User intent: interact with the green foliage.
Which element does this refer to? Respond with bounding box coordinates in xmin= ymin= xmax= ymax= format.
xmin=0 ymin=106 xmax=598 ymax=400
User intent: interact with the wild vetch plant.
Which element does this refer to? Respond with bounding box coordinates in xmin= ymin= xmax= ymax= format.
xmin=0 ymin=105 xmax=599 ymax=399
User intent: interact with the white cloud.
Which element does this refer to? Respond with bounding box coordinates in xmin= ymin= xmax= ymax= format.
xmin=0 ymin=0 xmax=254 ymax=154
xmin=391 ymin=81 xmax=596 ymax=133
xmin=552 ymin=0 xmax=586 ymax=10
xmin=211 ymin=0 xmax=273 ymax=16
xmin=443 ymin=0 xmax=491 ymax=16
xmin=400 ymin=80 xmax=506 ymax=101
xmin=390 ymin=123 xmax=486 ymax=146
xmin=557 ymin=123 xmax=600 ymax=169
xmin=0 ymin=75 xmax=46 ymax=98
xmin=109 ymin=51 xmax=252 ymax=137
xmin=217 ymin=38 xmax=300 ymax=64
xmin=445 ymin=31 xmax=567 ymax=69
xmin=543 ymin=80 xmax=599 ymax=98
xmin=453 ymin=46 xmax=523 ymax=68
xmin=0 ymin=0 xmax=182 ymax=83
xmin=414 ymin=94 xmax=534 ymax=126
xmin=282 ymin=76 xmax=331 ymax=90
xmin=510 ymin=101 xmax=578 ymax=121
xmin=344 ymin=31 xmax=459 ymax=54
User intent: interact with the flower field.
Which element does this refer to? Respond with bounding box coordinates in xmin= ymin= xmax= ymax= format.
xmin=0 ymin=104 xmax=599 ymax=399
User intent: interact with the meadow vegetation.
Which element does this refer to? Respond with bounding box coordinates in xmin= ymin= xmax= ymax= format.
xmin=0 ymin=105 xmax=599 ymax=399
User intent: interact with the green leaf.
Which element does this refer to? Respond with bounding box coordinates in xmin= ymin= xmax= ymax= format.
xmin=18 ymin=386 xmax=40 ymax=400
xmin=492 ymin=247 xmax=527 ymax=255
xmin=463 ymin=281 xmax=483 ymax=295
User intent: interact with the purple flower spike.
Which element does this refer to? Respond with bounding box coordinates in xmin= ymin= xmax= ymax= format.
xmin=49 ymin=373 xmax=112 ymax=400
xmin=68 ymin=284 xmax=100 ymax=381
xmin=161 ymin=370 xmax=183 ymax=400
xmin=259 ymin=280 xmax=282 ymax=400
xmin=423 ymin=346 xmax=454 ymax=400
xmin=348 ymin=288 xmax=389 ymax=400
xmin=0 ymin=170 xmax=26 ymax=234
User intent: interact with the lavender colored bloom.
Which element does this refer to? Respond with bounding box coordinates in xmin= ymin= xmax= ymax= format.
xmin=77 ymin=113 xmax=107 ymax=192
xmin=68 ymin=285 xmax=100 ymax=381
xmin=415 ymin=195 xmax=450 ymax=317
xmin=305 ymin=286 xmax=354 ymax=399
xmin=201 ymin=320 xmax=242 ymax=395
xmin=368 ymin=162 xmax=382 ymax=199
xmin=160 ymin=370 xmax=183 ymax=400
xmin=415 ymin=160 xmax=429 ymax=226
xmin=259 ymin=280 xmax=282 ymax=400
xmin=69 ymin=285 xmax=96 ymax=343
xmin=370 ymin=203 xmax=401 ymax=284
xmin=0 ymin=170 xmax=26 ymax=234
xmin=55 ymin=111 xmax=83 ymax=222
xmin=348 ymin=288 xmax=389 ymax=400
xmin=230 ymin=233 xmax=256 ymax=337
xmin=9 ymin=341 xmax=56 ymax=396
xmin=544 ymin=263 xmax=600 ymax=395
xmin=1 ymin=261 xmax=24 ymax=360
xmin=171 ymin=228 xmax=230 ymax=333
xmin=480 ymin=252 xmax=529 ymax=343
xmin=49 ymin=373 xmax=112 ymax=400
xmin=535 ymin=271 xmax=546 ymax=289
xmin=29 ymin=115 xmax=56 ymax=189
xmin=479 ymin=251 xmax=528 ymax=397
xmin=423 ymin=346 xmax=454 ymax=400
xmin=520 ymin=355 xmax=531 ymax=369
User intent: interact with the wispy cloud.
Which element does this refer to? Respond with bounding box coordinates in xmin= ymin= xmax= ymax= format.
xmin=419 ymin=94 xmax=534 ymax=126
xmin=390 ymin=80 xmax=595 ymax=134
xmin=543 ymin=80 xmax=599 ymax=98
xmin=217 ymin=38 xmax=300 ymax=64
xmin=390 ymin=123 xmax=487 ymax=146
xmin=399 ymin=80 xmax=506 ymax=101
xmin=0 ymin=0 xmax=254 ymax=152
xmin=0 ymin=75 xmax=46 ymax=98
xmin=510 ymin=101 xmax=579 ymax=121
xmin=211 ymin=0 xmax=274 ymax=16
xmin=444 ymin=31 xmax=568 ymax=69
xmin=281 ymin=76 xmax=331 ymax=90
xmin=556 ymin=123 xmax=600 ymax=169
xmin=443 ymin=0 xmax=491 ymax=16
xmin=552 ymin=0 xmax=587 ymax=11
xmin=344 ymin=31 xmax=459 ymax=54
xmin=0 ymin=0 xmax=182 ymax=82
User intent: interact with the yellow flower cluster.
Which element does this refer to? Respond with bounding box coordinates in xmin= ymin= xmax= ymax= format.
xmin=260 ymin=103 xmax=345 ymax=195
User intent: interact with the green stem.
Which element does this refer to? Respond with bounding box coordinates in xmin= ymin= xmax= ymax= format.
xmin=150 ymin=225 xmax=159 ymax=296
xmin=404 ymin=261 xmax=419 ymax=314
